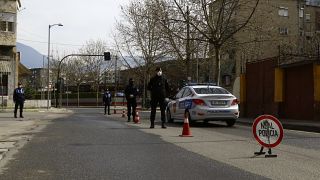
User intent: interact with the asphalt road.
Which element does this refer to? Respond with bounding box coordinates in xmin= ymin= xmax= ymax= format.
xmin=0 ymin=108 xmax=266 ymax=180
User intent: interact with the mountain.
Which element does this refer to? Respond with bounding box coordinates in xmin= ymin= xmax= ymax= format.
xmin=16 ymin=42 xmax=45 ymax=69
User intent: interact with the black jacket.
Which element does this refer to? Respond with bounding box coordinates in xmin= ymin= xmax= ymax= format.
xmin=103 ymin=92 xmax=112 ymax=105
xmin=147 ymin=75 xmax=169 ymax=99
xmin=124 ymin=84 xmax=138 ymax=101
xmin=13 ymin=88 xmax=25 ymax=103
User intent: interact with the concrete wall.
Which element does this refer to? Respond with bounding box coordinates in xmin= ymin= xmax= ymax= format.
xmin=1 ymin=0 xmax=18 ymax=106
xmin=6 ymin=100 xmax=51 ymax=108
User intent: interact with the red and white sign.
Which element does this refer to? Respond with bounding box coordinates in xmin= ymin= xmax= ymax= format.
xmin=252 ymin=115 xmax=284 ymax=148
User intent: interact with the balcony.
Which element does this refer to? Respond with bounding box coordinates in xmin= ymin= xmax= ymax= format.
xmin=0 ymin=55 xmax=11 ymax=61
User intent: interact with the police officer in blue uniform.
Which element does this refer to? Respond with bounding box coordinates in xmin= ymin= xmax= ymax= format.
xmin=124 ymin=78 xmax=138 ymax=122
xmin=103 ymin=89 xmax=112 ymax=115
xmin=13 ymin=83 xmax=25 ymax=118
xmin=147 ymin=67 xmax=169 ymax=128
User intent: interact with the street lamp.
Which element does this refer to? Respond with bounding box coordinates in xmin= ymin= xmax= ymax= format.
xmin=47 ymin=23 xmax=63 ymax=110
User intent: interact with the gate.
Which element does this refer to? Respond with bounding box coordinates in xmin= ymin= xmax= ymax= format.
xmin=245 ymin=58 xmax=277 ymax=117
xmin=284 ymin=64 xmax=314 ymax=120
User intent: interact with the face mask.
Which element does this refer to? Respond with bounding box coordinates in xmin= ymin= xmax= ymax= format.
xmin=157 ymin=71 xmax=162 ymax=76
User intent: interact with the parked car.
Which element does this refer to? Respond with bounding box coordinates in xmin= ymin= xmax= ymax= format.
xmin=115 ymin=92 xmax=125 ymax=97
xmin=166 ymin=84 xmax=239 ymax=126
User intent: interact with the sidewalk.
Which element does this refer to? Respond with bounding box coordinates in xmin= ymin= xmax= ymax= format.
xmin=237 ymin=117 xmax=320 ymax=133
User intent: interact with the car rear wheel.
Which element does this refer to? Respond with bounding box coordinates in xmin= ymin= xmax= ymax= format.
xmin=166 ymin=109 xmax=174 ymax=123
xmin=226 ymin=119 xmax=236 ymax=127
xmin=185 ymin=111 xmax=193 ymax=124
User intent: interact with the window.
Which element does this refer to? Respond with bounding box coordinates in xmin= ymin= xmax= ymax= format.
xmin=306 ymin=14 xmax=311 ymax=21
xmin=0 ymin=21 xmax=15 ymax=32
xmin=0 ymin=13 xmax=16 ymax=32
xmin=279 ymin=27 xmax=289 ymax=35
xmin=0 ymin=74 xmax=8 ymax=96
xmin=0 ymin=21 xmax=6 ymax=31
xmin=278 ymin=7 xmax=288 ymax=17
xmin=306 ymin=0 xmax=320 ymax=6
xmin=193 ymin=87 xmax=230 ymax=95
xmin=299 ymin=9 xmax=304 ymax=18
xmin=8 ymin=22 xmax=14 ymax=31
xmin=182 ymin=88 xmax=192 ymax=98
xmin=305 ymin=32 xmax=313 ymax=39
xmin=175 ymin=88 xmax=186 ymax=99
xmin=316 ymin=11 xmax=320 ymax=30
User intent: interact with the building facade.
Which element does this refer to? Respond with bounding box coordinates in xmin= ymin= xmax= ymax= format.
xmin=228 ymin=0 xmax=320 ymax=120
xmin=0 ymin=0 xmax=21 ymax=106
xmin=30 ymin=68 xmax=47 ymax=92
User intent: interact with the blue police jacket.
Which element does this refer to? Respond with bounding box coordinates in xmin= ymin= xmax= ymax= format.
xmin=13 ymin=88 xmax=25 ymax=103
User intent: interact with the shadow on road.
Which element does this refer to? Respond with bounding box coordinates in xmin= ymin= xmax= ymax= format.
xmin=166 ymin=121 xmax=234 ymax=128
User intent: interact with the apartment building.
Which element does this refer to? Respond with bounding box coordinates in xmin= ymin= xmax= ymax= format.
xmin=30 ymin=68 xmax=47 ymax=92
xmin=0 ymin=0 xmax=21 ymax=106
xmin=228 ymin=0 xmax=320 ymax=120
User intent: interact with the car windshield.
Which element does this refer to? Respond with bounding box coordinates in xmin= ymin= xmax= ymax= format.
xmin=193 ymin=87 xmax=230 ymax=94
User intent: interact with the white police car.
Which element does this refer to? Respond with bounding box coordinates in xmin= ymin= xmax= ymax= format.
xmin=166 ymin=84 xmax=239 ymax=126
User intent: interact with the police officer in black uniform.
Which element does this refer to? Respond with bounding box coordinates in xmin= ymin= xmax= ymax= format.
xmin=103 ymin=89 xmax=112 ymax=115
xmin=147 ymin=67 xmax=169 ymax=128
xmin=124 ymin=78 xmax=138 ymax=122
xmin=13 ymin=83 xmax=25 ymax=118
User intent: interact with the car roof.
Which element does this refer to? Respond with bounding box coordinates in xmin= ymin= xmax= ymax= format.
xmin=187 ymin=85 xmax=222 ymax=88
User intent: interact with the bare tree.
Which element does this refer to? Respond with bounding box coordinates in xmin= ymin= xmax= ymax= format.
xmin=114 ymin=0 xmax=168 ymax=107
xmin=79 ymin=39 xmax=110 ymax=106
xmin=65 ymin=57 xmax=87 ymax=107
xmin=153 ymin=0 xmax=210 ymax=80
xmin=165 ymin=0 xmax=260 ymax=85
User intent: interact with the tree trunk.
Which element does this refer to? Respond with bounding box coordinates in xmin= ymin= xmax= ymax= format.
xmin=77 ymin=85 xmax=80 ymax=107
xmin=214 ymin=47 xmax=221 ymax=86
xmin=96 ymin=84 xmax=99 ymax=107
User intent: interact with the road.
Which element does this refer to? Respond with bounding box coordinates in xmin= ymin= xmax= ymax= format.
xmin=0 ymin=108 xmax=319 ymax=180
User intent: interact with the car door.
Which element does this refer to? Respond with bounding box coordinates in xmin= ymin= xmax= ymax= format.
xmin=176 ymin=87 xmax=193 ymax=118
xmin=171 ymin=88 xmax=186 ymax=119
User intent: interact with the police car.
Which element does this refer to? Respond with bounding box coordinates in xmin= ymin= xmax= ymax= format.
xmin=166 ymin=84 xmax=239 ymax=126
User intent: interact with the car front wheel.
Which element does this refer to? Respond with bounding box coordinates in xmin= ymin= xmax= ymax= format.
xmin=166 ymin=109 xmax=174 ymax=123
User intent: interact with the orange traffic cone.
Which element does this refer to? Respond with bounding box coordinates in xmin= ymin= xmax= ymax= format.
xmin=122 ymin=109 xmax=126 ymax=118
xmin=180 ymin=112 xmax=193 ymax=137
xmin=134 ymin=111 xmax=141 ymax=124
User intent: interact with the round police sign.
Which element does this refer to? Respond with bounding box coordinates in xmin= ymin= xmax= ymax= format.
xmin=252 ymin=115 xmax=284 ymax=148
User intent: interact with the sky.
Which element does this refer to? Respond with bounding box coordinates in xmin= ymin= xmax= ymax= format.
xmin=17 ymin=0 xmax=131 ymax=56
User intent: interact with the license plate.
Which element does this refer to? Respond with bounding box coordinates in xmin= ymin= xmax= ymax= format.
xmin=208 ymin=110 xmax=230 ymax=113
xmin=211 ymin=100 xmax=227 ymax=106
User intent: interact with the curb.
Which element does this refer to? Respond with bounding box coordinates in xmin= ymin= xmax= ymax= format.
xmin=236 ymin=120 xmax=320 ymax=133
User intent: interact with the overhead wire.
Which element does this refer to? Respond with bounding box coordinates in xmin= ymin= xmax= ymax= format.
xmin=17 ymin=38 xmax=84 ymax=47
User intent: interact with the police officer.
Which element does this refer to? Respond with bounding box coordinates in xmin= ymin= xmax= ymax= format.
xmin=103 ymin=89 xmax=112 ymax=115
xmin=13 ymin=82 xmax=25 ymax=118
xmin=147 ymin=67 xmax=169 ymax=128
xmin=124 ymin=78 xmax=138 ymax=122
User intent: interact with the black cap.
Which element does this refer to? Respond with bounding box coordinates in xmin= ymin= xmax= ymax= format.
xmin=18 ymin=82 xmax=22 ymax=85
xmin=155 ymin=67 xmax=161 ymax=71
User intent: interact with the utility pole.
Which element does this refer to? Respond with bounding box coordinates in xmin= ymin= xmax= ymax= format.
xmin=114 ymin=55 xmax=118 ymax=109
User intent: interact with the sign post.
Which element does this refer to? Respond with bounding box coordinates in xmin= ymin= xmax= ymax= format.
xmin=252 ymin=115 xmax=284 ymax=158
